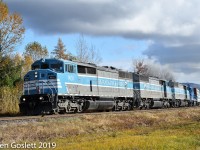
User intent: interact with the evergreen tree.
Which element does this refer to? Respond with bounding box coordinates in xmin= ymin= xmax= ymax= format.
xmin=52 ymin=38 xmax=70 ymax=60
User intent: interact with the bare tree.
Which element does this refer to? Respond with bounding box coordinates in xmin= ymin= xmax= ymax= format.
xmin=88 ymin=44 xmax=102 ymax=64
xmin=76 ymin=34 xmax=89 ymax=62
xmin=76 ymin=34 xmax=102 ymax=64
xmin=0 ymin=1 xmax=25 ymax=56
xmin=132 ymin=58 xmax=175 ymax=81
xmin=133 ymin=58 xmax=148 ymax=74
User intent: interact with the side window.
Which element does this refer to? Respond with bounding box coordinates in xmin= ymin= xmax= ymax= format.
xmin=68 ymin=65 xmax=74 ymax=73
xmin=87 ymin=67 xmax=96 ymax=74
xmin=65 ymin=64 xmax=68 ymax=72
xmin=65 ymin=64 xmax=76 ymax=73
xmin=78 ymin=65 xmax=86 ymax=74
xmin=119 ymin=71 xmax=126 ymax=78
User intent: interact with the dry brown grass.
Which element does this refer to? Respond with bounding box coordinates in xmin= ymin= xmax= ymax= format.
xmin=0 ymin=107 xmax=200 ymax=145
xmin=0 ymin=87 xmax=21 ymax=115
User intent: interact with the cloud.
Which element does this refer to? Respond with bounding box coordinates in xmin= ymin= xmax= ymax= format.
xmin=143 ymin=43 xmax=200 ymax=83
xmin=174 ymin=71 xmax=200 ymax=84
xmin=143 ymin=43 xmax=200 ymax=64
xmin=5 ymin=0 xmax=200 ymax=83
xmin=5 ymin=0 xmax=200 ymax=39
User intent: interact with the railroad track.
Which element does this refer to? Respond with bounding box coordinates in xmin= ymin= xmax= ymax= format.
xmin=0 ymin=106 xmax=198 ymax=124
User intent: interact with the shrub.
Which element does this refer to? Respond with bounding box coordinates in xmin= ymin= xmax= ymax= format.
xmin=0 ymin=86 xmax=21 ymax=115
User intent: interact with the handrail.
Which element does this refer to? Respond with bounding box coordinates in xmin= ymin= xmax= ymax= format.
xmin=41 ymin=80 xmax=53 ymax=95
xmin=25 ymin=80 xmax=58 ymax=96
xmin=42 ymin=80 xmax=58 ymax=94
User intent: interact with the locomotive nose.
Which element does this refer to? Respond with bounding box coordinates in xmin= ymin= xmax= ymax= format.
xmin=23 ymin=70 xmax=58 ymax=95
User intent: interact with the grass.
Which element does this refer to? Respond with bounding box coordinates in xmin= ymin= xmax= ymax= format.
xmin=54 ymin=124 xmax=200 ymax=150
xmin=1 ymin=107 xmax=200 ymax=150
xmin=0 ymin=87 xmax=20 ymax=115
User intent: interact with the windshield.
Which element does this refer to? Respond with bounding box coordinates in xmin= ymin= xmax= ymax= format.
xmin=32 ymin=63 xmax=63 ymax=72
xmin=41 ymin=63 xmax=49 ymax=69
xmin=50 ymin=63 xmax=63 ymax=72
xmin=32 ymin=64 xmax=40 ymax=70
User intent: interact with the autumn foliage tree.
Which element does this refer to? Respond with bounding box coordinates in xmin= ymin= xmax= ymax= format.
xmin=0 ymin=1 xmax=25 ymax=56
xmin=0 ymin=0 xmax=8 ymax=22
xmin=21 ymin=55 xmax=33 ymax=77
xmin=0 ymin=54 xmax=23 ymax=87
xmin=0 ymin=1 xmax=25 ymax=114
xmin=24 ymin=41 xmax=49 ymax=61
xmin=0 ymin=1 xmax=25 ymax=87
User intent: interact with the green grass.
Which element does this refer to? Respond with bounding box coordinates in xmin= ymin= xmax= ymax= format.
xmin=53 ymin=122 xmax=200 ymax=150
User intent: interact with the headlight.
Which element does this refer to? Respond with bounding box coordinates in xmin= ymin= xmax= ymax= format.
xmin=39 ymin=97 xmax=44 ymax=100
xmin=35 ymin=72 xmax=38 ymax=78
xmin=23 ymin=98 xmax=26 ymax=101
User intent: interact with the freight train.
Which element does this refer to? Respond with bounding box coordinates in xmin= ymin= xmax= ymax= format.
xmin=19 ymin=58 xmax=200 ymax=115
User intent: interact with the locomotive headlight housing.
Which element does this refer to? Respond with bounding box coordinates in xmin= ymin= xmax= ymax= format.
xmin=22 ymin=98 xmax=26 ymax=101
xmin=35 ymin=72 xmax=38 ymax=78
xmin=39 ymin=97 xmax=44 ymax=101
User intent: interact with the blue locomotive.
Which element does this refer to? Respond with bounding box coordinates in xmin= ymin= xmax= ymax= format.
xmin=19 ymin=58 xmax=199 ymax=115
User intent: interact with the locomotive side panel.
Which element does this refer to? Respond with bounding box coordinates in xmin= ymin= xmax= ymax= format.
xmin=174 ymin=83 xmax=186 ymax=100
xmin=76 ymin=74 xmax=99 ymax=96
xmin=97 ymin=69 xmax=118 ymax=97
xmin=196 ymin=88 xmax=200 ymax=105
xmin=135 ymin=75 xmax=162 ymax=99
xmin=97 ymin=69 xmax=134 ymax=98
xmin=73 ymin=64 xmax=99 ymax=96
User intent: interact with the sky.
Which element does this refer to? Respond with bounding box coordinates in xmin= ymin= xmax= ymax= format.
xmin=4 ymin=0 xmax=200 ymax=84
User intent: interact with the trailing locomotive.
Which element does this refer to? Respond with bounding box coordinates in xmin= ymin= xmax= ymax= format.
xmin=19 ymin=58 xmax=200 ymax=115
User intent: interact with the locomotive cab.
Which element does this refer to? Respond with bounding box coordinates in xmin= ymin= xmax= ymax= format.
xmin=31 ymin=59 xmax=64 ymax=72
xmin=19 ymin=59 xmax=64 ymax=115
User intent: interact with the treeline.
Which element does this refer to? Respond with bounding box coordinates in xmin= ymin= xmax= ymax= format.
xmin=0 ymin=0 xmax=25 ymax=115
